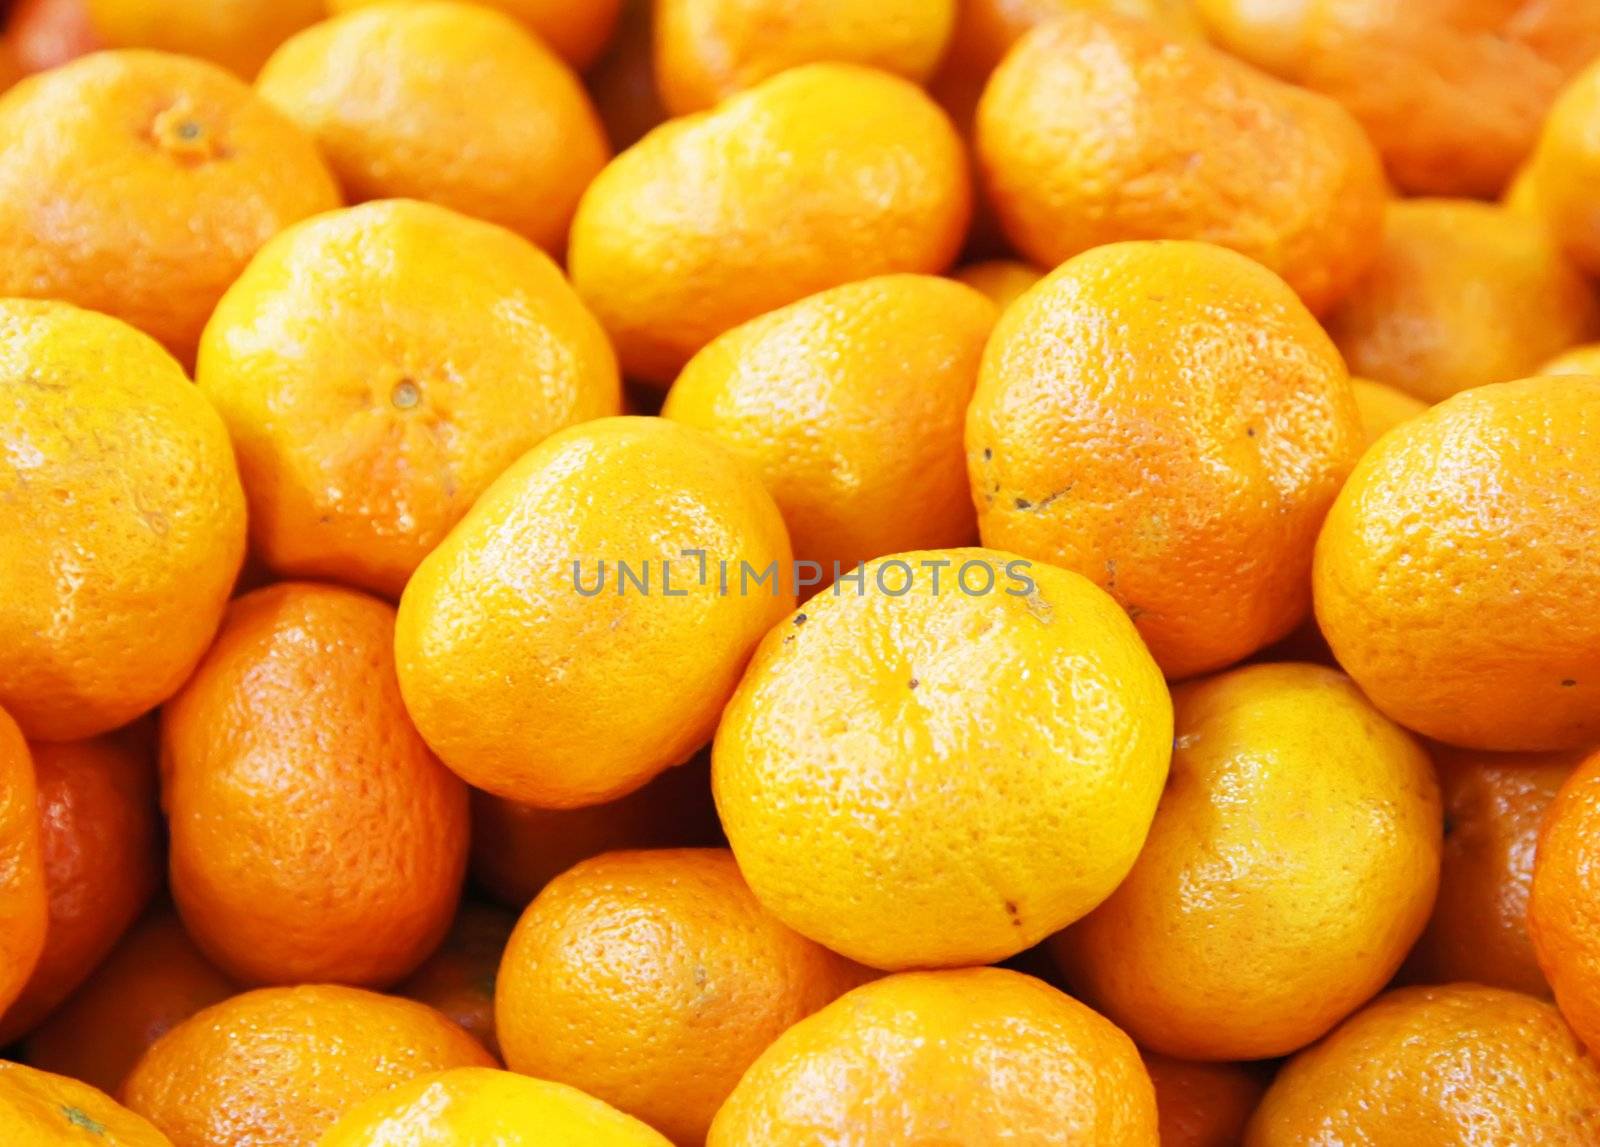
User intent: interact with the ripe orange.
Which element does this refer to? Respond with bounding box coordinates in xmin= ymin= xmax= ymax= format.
xmin=396 ymin=417 xmax=793 ymax=808
xmin=714 ymin=548 xmax=1172 ymax=970
xmin=654 ymin=0 xmax=955 ymax=115
xmin=1324 ymin=199 xmax=1599 ymax=403
xmin=1245 ymin=985 xmax=1600 ymax=1144
xmin=1055 ymin=663 xmax=1442 ymax=1061
xmin=968 ymin=241 xmax=1362 ymax=679
xmin=123 ymin=985 xmax=494 ymax=1147
xmin=977 ymin=13 xmax=1385 ymax=316
xmin=0 ymin=51 xmax=338 ymax=366
xmin=1143 ymin=1054 xmax=1267 ymax=1147
xmin=1403 ymin=746 xmax=1582 ymax=997
xmin=197 ymin=199 xmax=620 ymax=599
xmin=1531 ymin=57 xmax=1600 ymax=277
xmin=0 ymin=1060 xmax=171 ymax=1146
xmin=23 ymin=906 xmax=235 ymax=1097
xmin=1315 ymin=376 xmax=1600 ymax=751
xmin=0 ymin=726 xmax=162 ymax=1044
xmin=709 ymin=968 xmax=1159 ymax=1144
xmin=950 ymin=259 xmax=1043 ymax=312
xmin=569 ymin=63 xmax=969 ymax=386
xmin=1531 ymin=748 xmax=1600 ymax=1052
xmin=1350 ymin=377 xmax=1429 ymax=449
xmin=1541 ymin=343 xmax=1600 ymax=375
xmin=326 ymin=0 xmax=624 ymax=69
xmin=0 ymin=300 xmax=246 ymax=742
xmin=395 ymin=902 xmax=515 ymax=1059
xmin=498 ymin=849 xmax=870 ymax=1144
xmin=84 ymin=0 xmax=323 ymax=77
xmin=257 ymin=3 xmax=607 ymax=256
xmin=663 ymin=276 xmax=996 ymax=577
xmin=0 ymin=708 xmax=45 ymax=1021
xmin=163 ymin=583 xmax=470 ymax=988
xmin=319 ymin=1068 xmax=671 ymax=1147
xmin=586 ymin=0 xmax=665 ymax=152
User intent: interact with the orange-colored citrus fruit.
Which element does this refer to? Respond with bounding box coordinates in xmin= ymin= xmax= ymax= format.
xmin=0 ymin=708 xmax=45 ymax=1021
xmin=1531 ymin=748 xmax=1600 ymax=1052
xmin=1244 ymin=984 xmax=1600 ymax=1144
xmin=0 ymin=1060 xmax=171 ymax=1146
xmin=1315 ymin=375 xmax=1600 ymax=751
xmin=1541 ymin=342 xmax=1600 ymax=375
xmin=977 ymin=13 xmax=1385 ymax=316
xmin=709 ymin=968 xmax=1159 ymax=1144
xmin=327 ymin=0 xmax=624 ymax=69
xmin=1324 ymin=199 xmax=1598 ymax=403
xmin=1143 ymin=1054 xmax=1268 ymax=1147
xmin=663 ymin=275 xmax=996 ymax=576
xmin=163 ymin=582 xmax=470 ymax=988
xmin=1055 ymin=663 xmax=1442 ymax=1060
xmin=395 ymin=903 xmax=515 ymax=1060
xmin=396 ymin=417 xmax=793 ymax=808
xmin=197 ymin=199 xmax=620 ymax=599
xmin=1529 ymin=57 xmax=1600 ymax=277
xmin=714 ymin=547 xmax=1172 ymax=970
xmin=969 ymin=241 xmax=1362 ymax=679
xmin=0 ymin=300 xmax=246 ymax=742
xmin=84 ymin=0 xmax=322 ymax=77
xmin=257 ymin=3 xmax=607 ymax=255
xmin=0 ymin=51 xmax=338 ymax=366
xmin=950 ymin=259 xmax=1043 ymax=312
xmin=569 ymin=63 xmax=969 ymax=386
xmin=1351 ymin=377 xmax=1429 ymax=449
xmin=123 ymin=985 xmax=494 ymax=1147
xmin=320 ymin=1068 xmax=671 ymax=1147
xmin=8 ymin=0 xmax=100 ymax=73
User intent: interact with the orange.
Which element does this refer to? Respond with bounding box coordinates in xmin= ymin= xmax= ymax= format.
xmin=654 ymin=0 xmax=955 ymax=115
xmin=24 ymin=906 xmax=235 ymax=1097
xmin=163 ymin=583 xmax=469 ymax=988
xmin=84 ymin=0 xmax=322 ymax=77
xmin=0 ymin=1060 xmax=171 ymax=1146
xmin=0 ymin=301 xmax=246 ymax=742
xmin=1315 ymin=376 xmax=1600 ymax=751
xmin=969 ymin=241 xmax=1362 ymax=680
xmin=1195 ymin=0 xmax=1600 ymax=198
xmin=0 ymin=708 xmax=45 ymax=1020
xmin=123 ymin=985 xmax=493 ymax=1147
xmin=197 ymin=199 xmax=620 ymax=599
xmin=7 ymin=0 xmax=99 ymax=73
xmin=586 ymin=0 xmax=666 ymax=152
xmin=319 ymin=1068 xmax=671 ymax=1147
xmin=977 ymin=13 xmax=1385 ymax=317
xmin=395 ymin=903 xmax=515 ymax=1059
xmin=326 ymin=0 xmax=624 ymax=69
xmin=0 ymin=51 xmax=338 ymax=367
xmin=709 ymin=968 xmax=1158 ymax=1144
xmin=569 ymin=63 xmax=969 ymax=386
xmin=1351 ymin=377 xmax=1429 ymax=449
xmin=1541 ymin=343 xmax=1600 ymax=375
xmin=951 ymin=259 xmax=1043 ymax=312
xmin=497 ymin=848 xmax=869 ymax=1144
xmin=1324 ymin=200 xmax=1599 ymax=404
xmin=396 ymin=417 xmax=793 ymax=808
xmin=663 ymin=275 xmax=996 ymax=577
xmin=1403 ymin=746 xmax=1582 ymax=997
xmin=1532 ymin=748 xmax=1600 ymax=1052
xmin=258 ymin=4 xmax=607 ymax=256
xmin=1530 ymin=58 xmax=1600 ymax=277
xmin=0 ymin=726 xmax=162 ymax=1044
xmin=714 ymin=547 xmax=1171 ymax=970
xmin=1143 ymin=1055 xmax=1267 ymax=1147
xmin=1244 ymin=985 xmax=1600 ymax=1144
xmin=1055 ymin=663 xmax=1441 ymax=1060
xmin=471 ymin=754 xmax=722 ymax=910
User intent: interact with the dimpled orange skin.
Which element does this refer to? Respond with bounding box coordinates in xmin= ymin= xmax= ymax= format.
xmin=709 ymin=968 xmax=1159 ymax=1145
xmin=0 ymin=710 xmax=45 ymax=1020
xmin=1402 ymin=746 xmax=1582 ymax=997
xmin=977 ymin=14 xmax=1385 ymax=318
xmin=0 ymin=728 xmax=162 ymax=1044
xmin=497 ymin=849 xmax=871 ymax=1145
xmin=1199 ymin=1 xmax=1600 ymax=200
xmin=655 ymin=0 xmax=955 ymax=115
xmin=951 ymin=259 xmax=1044 ymax=312
xmin=197 ymin=200 xmax=620 ymax=600
xmin=1350 ymin=377 xmax=1429 ymax=449
xmin=1541 ymin=343 xmax=1600 ymax=375
xmin=24 ymin=907 xmax=235 ymax=1097
xmin=1531 ymin=59 xmax=1600 ymax=277
xmin=1324 ymin=200 xmax=1599 ymax=404
xmin=1055 ymin=663 xmax=1442 ymax=1061
xmin=1244 ymin=985 xmax=1600 ymax=1145
xmin=327 ymin=0 xmax=623 ymax=69
xmin=1315 ymin=376 xmax=1600 ymax=751
xmin=663 ymin=276 xmax=995 ymax=577
xmin=257 ymin=4 xmax=607 ymax=257
xmin=569 ymin=63 xmax=969 ymax=387
xmin=1531 ymin=749 xmax=1600 ymax=1054
xmin=84 ymin=0 xmax=323 ymax=77
xmin=395 ymin=903 xmax=515 ymax=1059
xmin=123 ymin=985 xmax=494 ymax=1147
xmin=396 ymin=417 xmax=793 ymax=809
xmin=714 ymin=548 xmax=1172 ymax=970
xmin=0 ymin=1061 xmax=172 ymax=1147
xmin=0 ymin=301 xmax=246 ymax=742
xmin=319 ymin=1068 xmax=672 ymax=1147
xmin=0 ymin=51 xmax=338 ymax=367
xmin=968 ymin=242 xmax=1362 ymax=681
xmin=163 ymin=583 xmax=469 ymax=988
xmin=1143 ymin=1055 xmax=1268 ymax=1147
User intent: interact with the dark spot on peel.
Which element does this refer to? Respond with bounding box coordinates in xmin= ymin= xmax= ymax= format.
xmin=1004 ymin=900 xmax=1021 ymax=925
xmin=908 ymin=678 xmax=919 ymax=690
xmin=1562 ymin=679 xmax=1578 ymax=687
xmin=793 ymin=613 xmax=807 ymax=626
xmin=1014 ymin=497 xmax=1032 ymax=510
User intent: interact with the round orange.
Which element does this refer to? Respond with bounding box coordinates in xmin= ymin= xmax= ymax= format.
xmin=1541 ymin=342 xmax=1600 ymax=376
xmin=1143 ymin=1054 xmax=1267 ymax=1147
xmin=84 ymin=0 xmax=323 ymax=77
xmin=1530 ymin=57 xmax=1600 ymax=277
xmin=0 ymin=707 xmax=45 ymax=1020
xmin=326 ymin=0 xmax=623 ymax=69
xmin=395 ymin=902 xmax=515 ymax=1060
xmin=1531 ymin=748 xmax=1600 ymax=1052
xmin=0 ymin=1060 xmax=171 ymax=1146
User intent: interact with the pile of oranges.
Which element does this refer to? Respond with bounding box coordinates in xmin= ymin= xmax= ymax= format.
xmin=3 ymin=1 xmax=1600 ymax=1144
